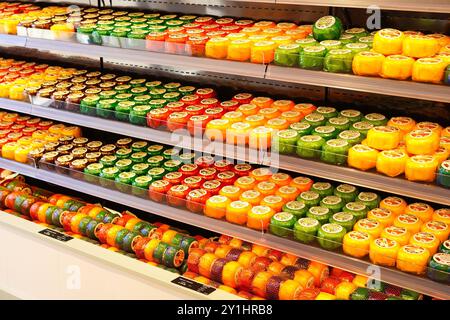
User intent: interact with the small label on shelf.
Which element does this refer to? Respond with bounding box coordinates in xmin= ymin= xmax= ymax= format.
xmin=39 ymin=228 xmax=73 ymax=242
xmin=172 ymin=276 xmax=216 ymax=295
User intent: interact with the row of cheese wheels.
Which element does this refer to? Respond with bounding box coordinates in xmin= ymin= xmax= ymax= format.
xmin=0 ymin=170 xmax=426 ymax=300
xmin=26 ymin=130 xmax=449 ymax=280
xmin=0 ymin=111 xmax=82 ymax=163
xmin=1 ymin=4 xmax=449 ymax=84
xmin=0 ymin=55 xmax=448 ymax=185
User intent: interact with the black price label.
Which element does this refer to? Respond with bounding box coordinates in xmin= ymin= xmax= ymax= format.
xmin=172 ymin=276 xmax=216 ymax=295
xmin=39 ymin=228 xmax=73 ymax=242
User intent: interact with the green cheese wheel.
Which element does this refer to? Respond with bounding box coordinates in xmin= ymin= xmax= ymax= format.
xmin=311 ymin=182 xmax=334 ymax=198
xmin=313 ymin=16 xmax=343 ymax=41
xmin=306 ymin=206 xmax=331 ymax=225
xmin=317 ymin=223 xmax=346 ymax=250
xmin=427 ymin=253 xmax=450 ymax=283
xmin=351 ymin=287 xmax=369 ymax=300
xmin=294 ymin=217 xmax=320 ymax=243
xmin=320 ymin=195 xmax=344 ymax=213
xmin=343 ymin=202 xmax=368 ymax=221
xmin=297 ymin=191 xmax=321 ymax=207
xmin=356 ymin=192 xmax=380 ymax=210
xmin=270 ymin=212 xmax=297 ymax=237
xmin=282 ymin=200 xmax=308 ymax=218
xmin=334 ymin=184 xmax=358 ymax=203
xmin=329 ymin=212 xmax=356 ymax=232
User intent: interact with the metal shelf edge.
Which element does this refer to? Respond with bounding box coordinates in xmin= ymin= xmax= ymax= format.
xmin=24 ymin=37 xmax=266 ymax=79
xmin=0 ymin=157 xmax=447 ymax=299
xmin=266 ymin=65 xmax=450 ymax=104
xmin=0 ymin=212 xmax=238 ymax=300
xmin=276 ymin=0 xmax=450 ymax=13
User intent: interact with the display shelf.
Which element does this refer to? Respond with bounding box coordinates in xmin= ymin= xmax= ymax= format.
xmin=0 ymin=98 xmax=448 ymax=206
xmin=0 ymin=212 xmax=238 ymax=300
xmin=0 ymin=157 xmax=448 ymax=299
xmin=1 ymin=33 xmax=449 ymax=103
xmin=265 ymin=66 xmax=450 ymax=104
xmin=24 ymin=37 xmax=267 ymax=80
xmin=276 ymin=0 xmax=450 ymax=13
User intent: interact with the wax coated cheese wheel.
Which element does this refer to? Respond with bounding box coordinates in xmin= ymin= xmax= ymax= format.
xmin=432 ymin=208 xmax=450 ymax=225
xmin=289 ymin=176 xmax=313 ymax=192
xmin=405 ymin=129 xmax=439 ymax=155
xmin=427 ymin=253 xmax=450 ymax=283
xmin=318 ymin=223 xmax=346 ymax=250
xmin=239 ymin=190 xmax=263 ymax=206
xmin=409 ymin=232 xmax=440 ymax=255
xmin=369 ymin=238 xmax=400 ymax=267
xmin=278 ymin=279 xmax=303 ymax=300
xmin=329 ymin=212 xmax=356 ymax=232
xmin=376 ymin=149 xmax=408 ymax=178
xmin=421 ymin=220 xmax=449 ymax=242
xmin=294 ymin=217 xmax=320 ymax=243
xmin=198 ymin=252 xmax=218 ymax=278
xmin=394 ymin=214 xmax=423 ymax=235
xmin=249 ymin=168 xmax=273 ymax=182
xmin=297 ymin=191 xmax=320 ymax=207
xmin=276 ymin=185 xmax=300 ymax=202
xmin=439 ymin=240 xmax=450 ymax=254
xmin=343 ymin=231 xmax=371 ymax=258
xmin=380 ymin=196 xmax=407 ymax=216
xmin=335 ymin=282 xmax=357 ymax=300
xmin=260 ymin=195 xmax=284 ymax=212
xmin=255 ymin=181 xmax=278 ymax=196
xmin=247 ymin=205 xmax=275 ymax=230
xmin=348 ymin=144 xmax=378 ymax=171
xmin=352 ymin=51 xmax=385 ymax=76
xmin=315 ymin=292 xmax=336 ymax=300
xmin=219 ymin=185 xmax=242 ymax=201
xmin=405 ymin=203 xmax=434 ymax=223
xmin=354 ymin=218 xmax=383 ymax=239
xmin=270 ymin=173 xmax=293 ymax=187
xmin=307 ymin=261 xmax=329 ymax=287
xmin=226 ymin=200 xmax=251 ymax=225
xmin=334 ymin=184 xmax=358 ymax=203
xmin=366 ymin=126 xmax=401 ymax=150
xmin=412 ymin=57 xmax=446 ymax=84
xmin=367 ymin=208 xmax=394 ymax=228
xmin=307 ymin=206 xmax=332 ymax=225
xmin=222 ymin=261 xmax=243 ymax=288
xmin=321 ymin=196 xmax=344 ymax=214
xmin=343 ymin=202 xmax=368 ymax=221
xmin=381 ymin=226 xmax=411 ymax=246
xmin=356 ymin=192 xmax=380 ymax=210
xmin=373 ymin=29 xmax=404 ymax=55
xmin=204 ymin=195 xmax=231 ymax=219
xmin=293 ymin=270 xmax=315 ymax=289
xmin=270 ymin=212 xmax=296 ymax=237
xmin=397 ymin=245 xmax=430 ymax=274
xmin=251 ymin=271 xmax=272 ymax=298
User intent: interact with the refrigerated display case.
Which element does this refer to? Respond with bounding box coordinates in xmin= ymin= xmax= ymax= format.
xmin=0 ymin=0 xmax=448 ymax=300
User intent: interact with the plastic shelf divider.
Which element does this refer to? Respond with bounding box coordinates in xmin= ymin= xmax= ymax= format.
xmin=265 ymin=65 xmax=450 ymax=104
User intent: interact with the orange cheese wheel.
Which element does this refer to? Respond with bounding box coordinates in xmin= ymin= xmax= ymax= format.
xmin=405 ymin=203 xmax=434 ymax=223
xmin=307 ymin=261 xmax=329 ymax=287
xmin=380 ymin=196 xmax=407 ymax=216
xmin=393 ymin=214 xmax=423 ymax=234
